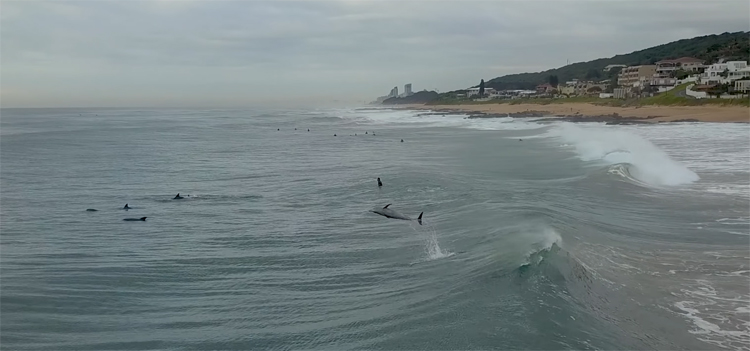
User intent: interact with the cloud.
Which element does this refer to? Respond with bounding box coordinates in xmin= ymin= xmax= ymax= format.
xmin=1 ymin=0 xmax=748 ymax=107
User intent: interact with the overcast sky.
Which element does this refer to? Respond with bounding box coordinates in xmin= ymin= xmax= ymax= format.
xmin=2 ymin=0 xmax=748 ymax=108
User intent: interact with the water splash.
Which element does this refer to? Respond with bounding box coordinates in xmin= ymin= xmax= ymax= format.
xmin=410 ymin=221 xmax=453 ymax=260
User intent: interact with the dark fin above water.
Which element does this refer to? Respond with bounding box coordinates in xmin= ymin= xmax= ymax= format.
xmin=417 ymin=212 xmax=423 ymax=225
xmin=383 ymin=204 xmax=391 ymax=209
xmin=86 ymin=209 xmax=98 ymax=212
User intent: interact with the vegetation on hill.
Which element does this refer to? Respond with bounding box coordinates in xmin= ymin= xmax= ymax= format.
xmin=478 ymin=31 xmax=749 ymax=91
xmin=382 ymin=91 xmax=439 ymax=104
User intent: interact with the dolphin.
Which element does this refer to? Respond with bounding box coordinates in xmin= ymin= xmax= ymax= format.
xmin=371 ymin=204 xmax=423 ymax=225
xmin=123 ymin=217 xmax=147 ymax=221
xmin=173 ymin=193 xmax=183 ymax=200
xmin=123 ymin=203 xmax=131 ymax=210
xmin=86 ymin=208 xmax=98 ymax=212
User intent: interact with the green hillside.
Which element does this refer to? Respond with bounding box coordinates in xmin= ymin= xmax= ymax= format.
xmin=482 ymin=31 xmax=750 ymax=91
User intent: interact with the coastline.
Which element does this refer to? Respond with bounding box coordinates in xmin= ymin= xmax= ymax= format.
xmin=400 ymin=103 xmax=749 ymax=123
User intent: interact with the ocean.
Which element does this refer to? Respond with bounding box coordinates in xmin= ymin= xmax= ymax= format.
xmin=1 ymin=107 xmax=748 ymax=350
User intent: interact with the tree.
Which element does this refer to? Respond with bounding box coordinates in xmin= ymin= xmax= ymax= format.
xmin=586 ymin=69 xmax=602 ymax=80
xmin=548 ymin=75 xmax=559 ymax=87
xmin=607 ymin=66 xmax=623 ymax=78
xmin=479 ymin=79 xmax=485 ymax=97
xmin=670 ymin=69 xmax=690 ymax=80
xmin=643 ymin=84 xmax=658 ymax=95
xmin=707 ymin=83 xmax=731 ymax=96
xmin=720 ymin=68 xmax=730 ymax=78
xmin=606 ymin=74 xmax=619 ymax=93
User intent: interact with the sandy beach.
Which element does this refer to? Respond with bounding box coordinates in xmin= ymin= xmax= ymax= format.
xmin=404 ymin=103 xmax=749 ymax=123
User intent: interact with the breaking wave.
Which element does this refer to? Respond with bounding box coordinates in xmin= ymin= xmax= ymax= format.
xmin=549 ymin=123 xmax=699 ymax=187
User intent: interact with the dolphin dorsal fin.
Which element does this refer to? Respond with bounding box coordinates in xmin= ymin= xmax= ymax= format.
xmin=417 ymin=212 xmax=423 ymax=225
xmin=140 ymin=217 xmax=147 ymax=220
xmin=383 ymin=204 xmax=391 ymax=209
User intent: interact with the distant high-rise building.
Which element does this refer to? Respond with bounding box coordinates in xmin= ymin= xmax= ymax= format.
xmin=390 ymin=86 xmax=399 ymax=97
xmin=404 ymin=84 xmax=412 ymax=96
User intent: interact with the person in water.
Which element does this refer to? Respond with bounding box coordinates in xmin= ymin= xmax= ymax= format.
xmin=377 ymin=178 xmax=383 ymax=187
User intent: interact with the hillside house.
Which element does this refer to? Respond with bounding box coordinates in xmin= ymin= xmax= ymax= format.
xmin=648 ymin=77 xmax=678 ymax=92
xmin=655 ymin=57 xmax=704 ymax=77
xmin=535 ymin=83 xmax=556 ymax=94
xmin=702 ymin=61 xmax=749 ymax=84
xmin=603 ymin=64 xmax=627 ymax=72
xmin=734 ymin=78 xmax=750 ymax=93
xmin=618 ymin=65 xmax=657 ymax=87
xmin=466 ymin=87 xmax=496 ymax=97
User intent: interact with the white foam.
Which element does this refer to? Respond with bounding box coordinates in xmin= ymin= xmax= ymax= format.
xmin=547 ymin=123 xmax=699 ymax=187
xmin=345 ymin=108 xmax=545 ymax=131
xmin=673 ymin=280 xmax=750 ymax=351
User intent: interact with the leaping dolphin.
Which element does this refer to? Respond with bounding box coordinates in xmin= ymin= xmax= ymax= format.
xmin=371 ymin=204 xmax=423 ymax=225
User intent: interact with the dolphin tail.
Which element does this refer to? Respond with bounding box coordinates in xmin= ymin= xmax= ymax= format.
xmin=140 ymin=217 xmax=147 ymax=221
xmin=417 ymin=212 xmax=423 ymax=225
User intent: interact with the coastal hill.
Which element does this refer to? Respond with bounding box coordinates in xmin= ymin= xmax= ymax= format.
xmin=483 ymin=31 xmax=750 ymax=91
xmin=382 ymin=90 xmax=439 ymax=104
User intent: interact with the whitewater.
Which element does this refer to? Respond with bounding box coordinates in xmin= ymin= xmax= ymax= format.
xmin=1 ymin=107 xmax=747 ymax=350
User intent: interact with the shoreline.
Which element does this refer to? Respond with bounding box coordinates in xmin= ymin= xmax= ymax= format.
xmin=398 ymin=103 xmax=749 ymax=123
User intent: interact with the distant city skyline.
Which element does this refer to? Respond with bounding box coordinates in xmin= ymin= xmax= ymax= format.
xmin=2 ymin=1 xmax=748 ymax=107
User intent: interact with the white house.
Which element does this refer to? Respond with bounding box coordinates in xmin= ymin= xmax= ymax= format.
xmin=735 ymin=78 xmax=750 ymax=93
xmin=649 ymin=77 xmax=678 ymax=92
xmin=728 ymin=67 xmax=750 ymax=81
xmin=702 ymin=61 xmax=749 ymax=84
xmin=603 ymin=64 xmax=627 ymax=72
xmin=466 ymin=87 xmax=496 ymax=97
